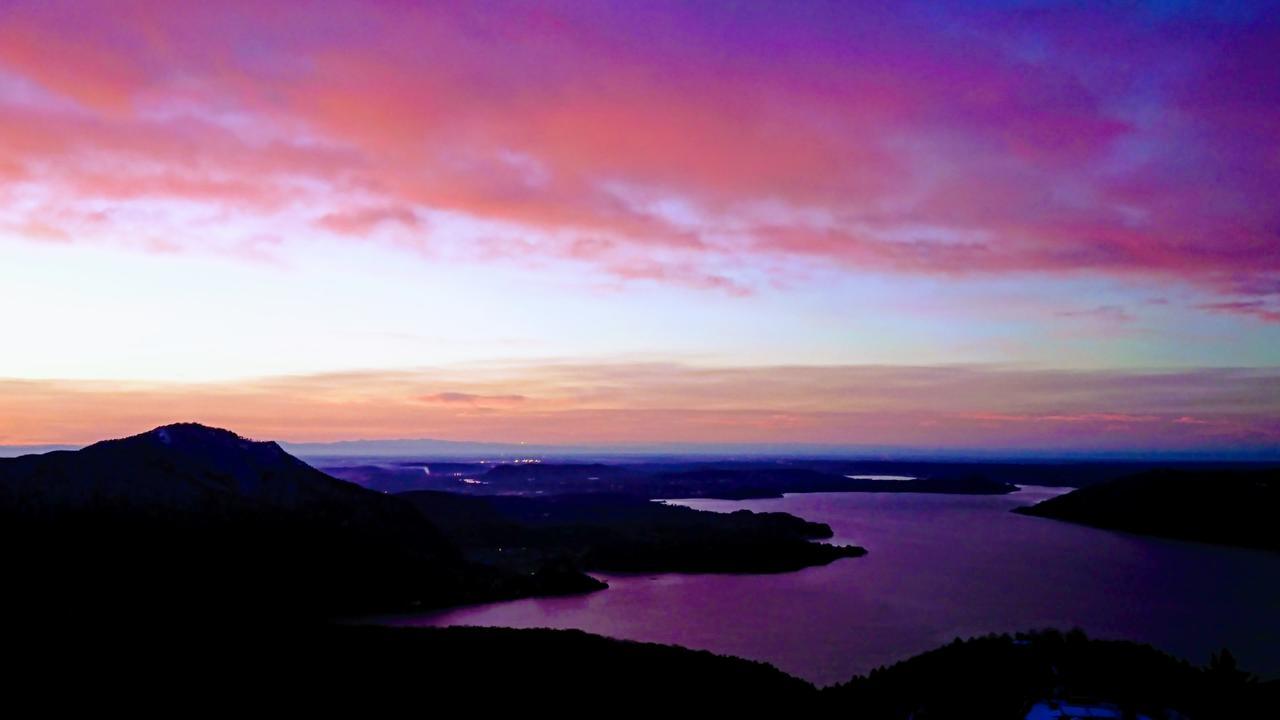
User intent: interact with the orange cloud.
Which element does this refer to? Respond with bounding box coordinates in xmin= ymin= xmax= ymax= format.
xmin=1 ymin=364 xmax=1276 ymax=451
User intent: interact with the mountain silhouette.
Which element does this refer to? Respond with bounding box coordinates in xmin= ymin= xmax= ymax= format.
xmin=0 ymin=423 xmax=600 ymax=620
xmin=2 ymin=423 xmax=460 ymax=523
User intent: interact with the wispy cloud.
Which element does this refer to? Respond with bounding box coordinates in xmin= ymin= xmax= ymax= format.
xmin=2 ymin=363 xmax=1276 ymax=450
xmin=417 ymin=392 xmax=527 ymax=407
xmin=1195 ymin=300 xmax=1280 ymax=323
xmin=316 ymin=205 xmax=424 ymax=236
xmin=1055 ymin=305 xmax=1134 ymax=323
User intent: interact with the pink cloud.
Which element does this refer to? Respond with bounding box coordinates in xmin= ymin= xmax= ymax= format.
xmin=0 ymin=1 xmax=1276 ymax=308
xmin=317 ymin=205 xmax=423 ymax=235
xmin=417 ymin=392 xmax=527 ymax=407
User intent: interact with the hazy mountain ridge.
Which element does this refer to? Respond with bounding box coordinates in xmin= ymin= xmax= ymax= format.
xmin=322 ymin=460 xmax=1022 ymax=498
xmin=281 ymin=438 xmax=1280 ymax=462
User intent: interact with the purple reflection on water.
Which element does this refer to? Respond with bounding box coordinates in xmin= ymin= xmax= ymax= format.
xmin=379 ymin=487 xmax=1280 ymax=686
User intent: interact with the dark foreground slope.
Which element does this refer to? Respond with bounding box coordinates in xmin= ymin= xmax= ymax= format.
xmin=400 ymin=491 xmax=866 ymax=574
xmin=1014 ymin=468 xmax=1279 ymax=551
xmin=824 ymin=628 xmax=1278 ymax=718
xmin=12 ymin=624 xmax=815 ymax=711
xmin=0 ymin=424 xmax=602 ymax=618
xmin=10 ymin=624 xmax=1273 ymax=715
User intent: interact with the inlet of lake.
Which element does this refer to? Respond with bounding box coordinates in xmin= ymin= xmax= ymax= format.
xmin=381 ymin=486 xmax=1280 ymax=686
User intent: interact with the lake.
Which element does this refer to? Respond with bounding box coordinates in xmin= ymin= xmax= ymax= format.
xmin=380 ymin=486 xmax=1280 ymax=686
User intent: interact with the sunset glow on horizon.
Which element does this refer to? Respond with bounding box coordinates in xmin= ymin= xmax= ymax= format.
xmin=2 ymin=1 xmax=1278 ymax=453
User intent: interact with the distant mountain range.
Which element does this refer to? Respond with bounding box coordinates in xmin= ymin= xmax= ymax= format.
xmin=6 ymin=435 xmax=1277 ymax=461
xmin=4 ymin=436 xmax=893 ymax=460
xmin=286 ymin=440 xmax=1280 ymax=462
xmin=0 ymin=443 xmax=79 ymax=458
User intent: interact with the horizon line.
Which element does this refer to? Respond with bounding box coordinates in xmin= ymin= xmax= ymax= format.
xmin=2 ymin=432 xmax=1276 ymax=462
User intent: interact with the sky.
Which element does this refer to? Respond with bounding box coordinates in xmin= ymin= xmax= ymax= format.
xmin=1 ymin=0 xmax=1278 ymax=453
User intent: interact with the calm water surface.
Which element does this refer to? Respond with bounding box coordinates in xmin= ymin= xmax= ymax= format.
xmin=384 ymin=487 xmax=1280 ymax=685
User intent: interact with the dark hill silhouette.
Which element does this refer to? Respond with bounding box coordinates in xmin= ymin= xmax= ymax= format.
xmin=400 ymin=491 xmax=866 ymax=574
xmin=823 ymin=628 xmax=1278 ymax=717
xmin=0 ymin=423 xmax=602 ymax=619
xmin=1013 ymin=468 xmax=1279 ymax=551
xmin=1 ymin=423 xmax=461 ymax=527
